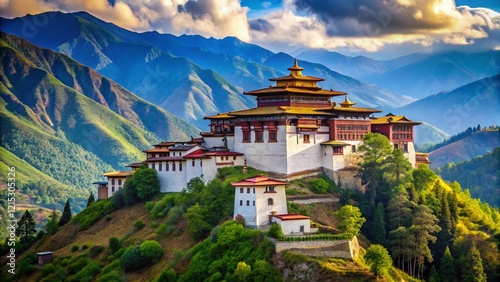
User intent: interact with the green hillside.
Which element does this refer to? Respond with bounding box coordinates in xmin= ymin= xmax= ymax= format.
xmin=436 ymin=147 xmax=500 ymax=207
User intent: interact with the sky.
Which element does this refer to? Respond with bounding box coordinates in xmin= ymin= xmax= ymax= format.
xmin=0 ymin=0 xmax=499 ymax=59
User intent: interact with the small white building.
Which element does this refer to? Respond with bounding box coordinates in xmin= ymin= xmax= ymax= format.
xmin=272 ymin=214 xmax=311 ymax=235
xmin=232 ymin=176 xmax=312 ymax=235
xmin=232 ymin=176 xmax=288 ymax=227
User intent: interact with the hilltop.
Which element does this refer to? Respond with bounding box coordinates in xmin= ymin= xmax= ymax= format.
xmin=429 ymin=130 xmax=500 ymax=168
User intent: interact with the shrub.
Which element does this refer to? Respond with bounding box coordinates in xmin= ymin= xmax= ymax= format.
xmin=96 ymin=270 xmax=122 ymax=282
xmin=267 ymin=223 xmax=283 ymax=239
xmin=157 ymin=268 xmax=177 ymax=282
xmin=68 ymin=261 xmax=100 ymax=282
xmin=71 ymin=245 xmax=79 ymax=252
xmin=105 ymin=215 xmax=112 ymax=222
xmin=134 ymin=220 xmax=145 ymax=231
xmin=364 ymin=244 xmax=392 ymax=276
xmin=18 ymin=253 xmax=37 ymax=274
xmin=120 ymin=246 xmax=145 ymax=270
xmin=234 ymin=214 xmax=245 ymax=225
xmin=145 ymin=201 xmax=155 ymax=211
xmin=82 ymin=244 xmax=89 ymax=250
xmin=140 ymin=240 xmax=163 ymax=262
xmin=310 ymin=178 xmax=329 ymax=194
xmin=89 ymin=245 xmax=105 ymax=259
xmin=109 ymin=237 xmax=121 ymax=254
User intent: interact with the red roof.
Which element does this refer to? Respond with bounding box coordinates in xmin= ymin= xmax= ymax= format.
xmin=231 ymin=176 xmax=289 ymax=187
xmin=184 ymin=149 xmax=244 ymax=159
xmin=145 ymin=157 xmax=185 ymax=162
xmin=183 ymin=149 xmax=210 ymax=159
xmin=272 ymin=214 xmax=310 ymax=221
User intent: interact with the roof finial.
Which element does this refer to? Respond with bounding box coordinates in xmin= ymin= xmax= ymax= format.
xmin=288 ymin=58 xmax=304 ymax=75
xmin=293 ymin=58 xmax=299 ymax=67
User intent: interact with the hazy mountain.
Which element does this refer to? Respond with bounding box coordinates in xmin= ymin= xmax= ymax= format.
xmin=0 ymin=32 xmax=197 ymax=210
xmin=297 ymin=48 xmax=388 ymax=79
xmin=395 ymin=75 xmax=500 ymax=135
xmin=429 ymin=131 xmax=500 ymax=169
xmin=371 ymin=51 xmax=500 ymax=99
xmin=297 ymin=48 xmax=499 ymax=100
xmin=414 ymin=122 xmax=450 ymax=148
xmin=0 ymin=12 xmax=255 ymax=128
xmin=263 ymin=52 xmax=414 ymax=109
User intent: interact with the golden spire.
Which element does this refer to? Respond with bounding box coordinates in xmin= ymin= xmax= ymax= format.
xmin=340 ymin=95 xmax=356 ymax=108
xmin=287 ymin=58 xmax=303 ymax=76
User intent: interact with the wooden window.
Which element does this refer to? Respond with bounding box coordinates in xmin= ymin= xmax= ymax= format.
xmin=265 ymin=186 xmax=275 ymax=193
xmin=233 ymin=156 xmax=236 ymax=160
xmin=159 ymin=163 xmax=162 ymax=171
xmin=268 ymin=198 xmax=274 ymax=206
xmin=173 ymin=162 xmax=176 ymax=171
xmin=243 ymin=131 xmax=251 ymax=142
xmin=240 ymin=187 xmax=244 ymax=193
xmin=268 ymin=130 xmax=277 ymax=142
xmin=118 ymin=179 xmax=122 ymax=185
xmin=246 ymin=200 xmax=250 ymax=206
xmin=200 ymin=160 xmax=203 ymax=167
xmin=111 ymin=179 xmax=115 ymax=185
xmin=179 ymin=162 xmax=182 ymax=171
xmin=352 ymin=145 xmax=357 ymax=153
xmin=166 ymin=162 xmax=169 ymax=171
xmin=404 ymin=143 xmax=409 ymax=153
xmin=240 ymin=200 xmax=243 ymax=206
xmin=253 ymin=188 xmax=255 ymax=194
xmin=112 ymin=187 xmax=115 ymax=192
xmin=152 ymin=163 xmax=155 ymax=169
xmin=247 ymin=188 xmax=250 ymax=194
xmin=253 ymin=201 xmax=255 ymax=206
xmin=255 ymin=131 xmax=263 ymax=142
xmin=333 ymin=147 xmax=343 ymax=155
xmin=303 ymin=134 xmax=310 ymax=143
xmin=192 ymin=160 xmax=195 ymax=167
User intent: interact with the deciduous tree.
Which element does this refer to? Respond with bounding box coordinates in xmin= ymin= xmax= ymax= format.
xmin=364 ymin=244 xmax=393 ymax=276
xmin=334 ymin=205 xmax=366 ymax=236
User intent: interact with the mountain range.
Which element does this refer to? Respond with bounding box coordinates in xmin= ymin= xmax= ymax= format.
xmin=2 ymin=11 xmax=418 ymax=128
xmin=0 ymin=32 xmax=198 ymax=211
xmin=298 ymin=48 xmax=500 ymax=99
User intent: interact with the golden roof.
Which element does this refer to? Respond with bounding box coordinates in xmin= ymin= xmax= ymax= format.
xmin=321 ymin=140 xmax=350 ymax=146
xmin=331 ymin=106 xmax=382 ymax=113
xmin=244 ymin=86 xmax=345 ymax=96
xmin=103 ymin=171 xmax=134 ymax=177
xmin=340 ymin=97 xmax=356 ymax=108
xmin=227 ymin=106 xmax=337 ymax=117
xmin=204 ymin=113 xmax=234 ymax=119
xmin=143 ymin=148 xmax=170 ymax=153
xmin=371 ymin=114 xmax=421 ymax=125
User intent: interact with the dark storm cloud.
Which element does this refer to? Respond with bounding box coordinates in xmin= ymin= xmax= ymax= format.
xmin=178 ymin=0 xmax=217 ymax=20
xmin=249 ymin=18 xmax=274 ymax=32
xmin=293 ymin=0 xmax=455 ymax=37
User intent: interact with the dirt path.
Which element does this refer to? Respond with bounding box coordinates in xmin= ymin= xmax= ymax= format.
xmin=289 ymin=197 xmax=339 ymax=204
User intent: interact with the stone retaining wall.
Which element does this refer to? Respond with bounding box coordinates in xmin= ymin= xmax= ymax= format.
xmin=273 ymin=236 xmax=360 ymax=259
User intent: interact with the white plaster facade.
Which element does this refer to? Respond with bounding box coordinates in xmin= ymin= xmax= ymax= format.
xmin=272 ymin=215 xmax=311 ymax=235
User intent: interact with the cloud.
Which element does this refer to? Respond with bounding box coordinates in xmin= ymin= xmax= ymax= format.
xmin=0 ymin=0 xmax=250 ymax=41
xmin=249 ymin=0 xmax=500 ymax=52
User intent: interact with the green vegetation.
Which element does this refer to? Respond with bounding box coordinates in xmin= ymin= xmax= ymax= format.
xmin=436 ymin=147 xmax=500 ymax=207
xmin=58 ymin=200 xmax=72 ymax=226
xmin=16 ymin=210 xmax=36 ymax=243
xmin=353 ymin=133 xmax=500 ymax=281
xmin=175 ymin=220 xmax=280 ymax=282
xmin=267 ymin=223 xmax=283 ymax=239
xmin=334 ymin=205 xmax=365 ymax=236
xmin=364 ymin=244 xmax=392 ymax=276
xmin=309 ymin=178 xmax=329 ymax=194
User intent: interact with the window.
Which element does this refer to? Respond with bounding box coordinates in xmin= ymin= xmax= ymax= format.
xmin=240 ymin=200 xmax=243 ymax=206
xmin=333 ymin=147 xmax=343 ymax=155
xmin=255 ymin=131 xmax=263 ymax=142
xmin=179 ymin=162 xmax=183 ymax=171
xmin=243 ymin=131 xmax=251 ymax=142
xmin=159 ymin=163 xmax=162 ymax=171
xmin=200 ymin=160 xmax=203 ymax=167
xmin=247 ymin=188 xmax=250 ymax=194
xmin=240 ymin=187 xmax=244 ymax=193
xmin=352 ymin=145 xmax=357 ymax=153
xmin=152 ymin=163 xmax=155 ymax=169
xmin=118 ymin=179 xmax=122 ymax=185
xmin=246 ymin=200 xmax=250 ymax=206
xmin=112 ymin=187 xmax=115 ymax=192
xmin=268 ymin=198 xmax=274 ymax=206
xmin=303 ymin=134 xmax=310 ymax=143
xmin=173 ymin=162 xmax=176 ymax=171
xmin=404 ymin=143 xmax=409 ymax=153
xmin=253 ymin=201 xmax=255 ymax=206
xmin=166 ymin=162 xmax=169 ymax=171
xmin=192 ymin=160 xmax=195 ymax=167
xmin=268 ymin=130 xmax=277 ymax=142
xmin=233 ymin=156 xmax=236 ymax=160
xmin=253 ymin=188 xmax=255 ymax=194
xmin=111 ymin=179 xmax=115 ymax=185
xmin=265 ymin=186 xmax=275 ymax=193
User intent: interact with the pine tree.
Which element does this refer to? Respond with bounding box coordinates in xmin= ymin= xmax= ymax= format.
xmin=429 ymin=265 xmax=440 ymax=282
xmin=45 ymin=209 xmax=59 ymax=235
xmin=86 ymin=192 xmax=95 ymax=207
xmin=386 ymin=190 xmax=414 ymax=230
xmin=439 ymin=247 xmax=455 ymax=282
xmin=463 ymin=246 xmax=487 ymax=282
xmin=434 ymin=191 xmax=453 ymax=263
xmin=58 ymin=199 xmax=72 ymax=226
xmin=372 ymin=203 xmax=386 ymax=245
xmin=16 ymin=210 xmax=36 ymax=243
